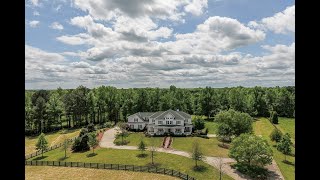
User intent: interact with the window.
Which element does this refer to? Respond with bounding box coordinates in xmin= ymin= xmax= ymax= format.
xmin=158 ymin=129 xmax=163 ymax=132
xmin=130 ymin=125 xmax=134 ymax=129
xmin=185 ymin=127 xmax=190 ymax=132
xmin=170 ymin=121 xmax=172 ymax=124
xmin=138 ymin=125 xmax=142 ymax=129
xmin=177 ymin=121 xmax=181 ymax=125
xmin=152 ymin=119 xmax=155 ymax=123
xmin=176 ymin=129 xmax=181 ymax=133
xmin=134 ymin=118 xmax=138 ymax=122
xmin=158 ymin=121 xmax=163 ymax=125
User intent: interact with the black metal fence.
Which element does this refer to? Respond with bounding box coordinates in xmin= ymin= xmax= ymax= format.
xmin=25 ymin=160 xmax=196 ymax=180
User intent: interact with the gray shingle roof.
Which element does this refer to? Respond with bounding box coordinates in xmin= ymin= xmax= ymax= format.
xmin=151 ymin=109 xmax=191 ymax=120
xmin=149 ymin=111 xmax=164 ymax=118
xmin=131 ymin=110 xmax=191 ymax=121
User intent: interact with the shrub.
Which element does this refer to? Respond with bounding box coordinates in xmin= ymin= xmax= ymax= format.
xmin=104 ymin=122 xmax=113 ymax=128
xmin=269 ymin=111 xmax=279 ymax=124
xmin=71 ymin=128 xmax=90 ymax=152
xmin=204 ymin=128 xmax=209 ymax=135
xmin=269 ymin=129 xmax=283 ymax=142
xmin=87 ymin=123 xmax=95 ymax=132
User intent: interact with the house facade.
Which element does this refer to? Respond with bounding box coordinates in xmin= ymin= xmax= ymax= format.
xmin=127 ymin=109 xmax=193 ymax=135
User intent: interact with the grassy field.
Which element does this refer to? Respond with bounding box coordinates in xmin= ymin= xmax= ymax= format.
xmin=25 ymin=129 xmax=80 ymax=155
xmin=275 ymin=117 xmax=295 ymax=142
xmin=26 ymin=166 xmax=178 ymax=180
xmin=29 ymin=148 xmax=232 ymax=180
xmin=114 ymin=132 xmax=164 ymax=147
xmin=171 ymin=137 xmax=229 ymax=157
xmin=253 ymin=117 xmax=295 ymax=180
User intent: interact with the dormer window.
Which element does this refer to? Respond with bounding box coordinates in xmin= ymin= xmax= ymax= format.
xmin=134 ymin=118 xmax=138 ymax=122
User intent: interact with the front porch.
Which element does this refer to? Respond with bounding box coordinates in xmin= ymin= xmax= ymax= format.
xmin=148 ymin=126 xmax=192 ymax=135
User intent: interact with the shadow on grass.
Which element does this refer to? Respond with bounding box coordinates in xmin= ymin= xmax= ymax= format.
xmin=192 ymin=165 xmax=208 ymax=172
xmin=86 ymin=153 xmax=97 ymax=157
xmin=218 ymin=143 xmax=230 ymax=149
xmin=137 ymin=154 xmax=148 ymax=158
xmin=283 ymin=160 xmax=295 ymax=166
xmin=114 ymin=140 xmax=130 ymax=146
xmin=33 ymin=156 xmax=48 ymax=160
xmin=58 ymin=156 xmax=70 ymax=161
xmin=146 ymin=163 xmax=161 ymax=167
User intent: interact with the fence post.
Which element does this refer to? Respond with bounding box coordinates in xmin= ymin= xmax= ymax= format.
xmin=118 ymin=164 xmax=119 ymax=170
xmin=178 ymin=172 xmax=180 ymax=177
xmin=111 ymin=164 xmax=112 ymax=169
xmin=148 ymin=166 xmax=149 ymax=172
xmin=172 ymin=169 xmax=173 ymax=176
xmin=187 ymin=174 xmax=188 ymax=180
xmin=77 ymin=162 xmax=79 ymax=167
xmin=53 ymin=161 xmax=54 ymax=166
xmin=164 ymin=168 xmax=165 ymax=174
xmin=59 ymin=161 xmax=60 ymax=166
xmin=36 ymin=161 xmax=37 ymax=166
xmin=125 ymin=165 xmax=126 ymax=170
xmin=133 ymin=165 xmax=134 ymax=171
xmin=104 ymin=164 xmax=106 ymax=169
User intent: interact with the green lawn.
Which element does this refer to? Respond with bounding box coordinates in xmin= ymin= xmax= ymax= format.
xmin=29 ymin=148 xmax=232 ymax=180
xmin=204 ymin=121 xmax=219 ymax=134
xmin=25 ymin=128 xmax=81 ymax=155
xmin=116 ymin=132 xmax=229 ymax=157
xmin=253 ymin=117 xmax=295 ymax=180
xmin=171 ymin=137 xmax=229 ymax=157
xmin=114 ymin=133 xmax=164 ymax=147
xmin=275 ymin=117 xmax=295 ymax=142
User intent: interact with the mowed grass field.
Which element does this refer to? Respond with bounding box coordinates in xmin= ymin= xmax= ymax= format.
xmin=26 ymin=166 xmax=179 ymax=180
xmin=275 ymin=117 xmax=295 ymax=143
xmin=204 ymin=121 xmax=219 ymax=134
xmin=192 ymin=115 xmax=219 ymax=134
xmin=171 ymin=137 xmax=229 ymax=157
xmin=25 ymin=129 xmax=80 ymax=155
xmin=253 ymin=117 xmax=295 ymax=180
xmin=115 ymin=132 xmax=228 ymax=157
xmin=114 ymin=133 xmax=164 ymax=147
xmin=28 ymin=148 xmax=233 ymax=180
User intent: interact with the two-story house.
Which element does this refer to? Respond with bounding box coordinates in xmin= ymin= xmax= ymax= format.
xmin=127 ymin=109 xmax=193 ymax=135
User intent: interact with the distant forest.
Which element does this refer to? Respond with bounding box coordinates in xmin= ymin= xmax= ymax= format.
xmin=25 ymin=86 xmax=295 ymax=135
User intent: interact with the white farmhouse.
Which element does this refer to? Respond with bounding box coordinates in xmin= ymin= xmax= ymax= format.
xmin=127 ymin=109 xmax=193 ymax=135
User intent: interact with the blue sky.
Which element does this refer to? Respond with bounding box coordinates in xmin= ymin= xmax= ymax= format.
xmin=25 ymin=0 xmax=295 ymax=89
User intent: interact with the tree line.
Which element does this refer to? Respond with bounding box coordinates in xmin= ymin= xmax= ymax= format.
xmin=25 ymin=85 xmax=295 ymax=135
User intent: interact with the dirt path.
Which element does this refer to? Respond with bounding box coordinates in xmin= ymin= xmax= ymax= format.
xmin=100 ymin=128 xmax=284 ymax=180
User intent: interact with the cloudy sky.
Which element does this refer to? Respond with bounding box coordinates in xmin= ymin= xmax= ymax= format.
xmin=25 ymin=0 xmax=295 ymax=89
